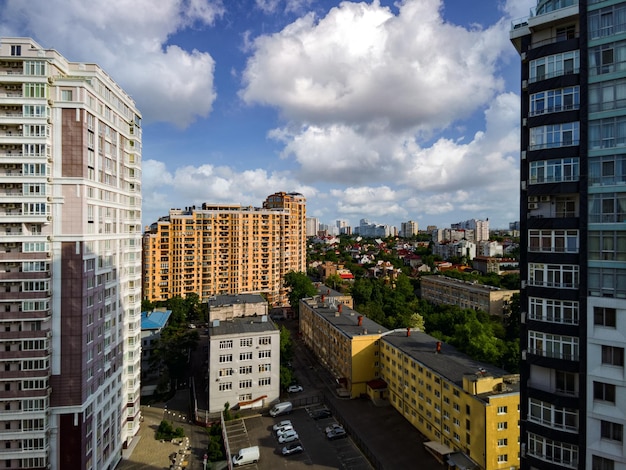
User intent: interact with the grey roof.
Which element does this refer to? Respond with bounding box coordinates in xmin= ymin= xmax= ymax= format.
xmin=314 ymin=283 xmax=344 ymax=298
xmin=207 ymin=294 xmax=266 ymax=308
xmin=382 ymin=330 xmax=519 ymax=399
xmin=306 ymin=301 xmax=388 ymax=339
xmin=208 ymin=315 xmax=278 ymax=336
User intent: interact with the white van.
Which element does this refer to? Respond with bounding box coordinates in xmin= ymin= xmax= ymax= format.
xmin=232 ymin=446 xmax=260 ymax=466
xmin=269 ymin=401 xmax=293 ymax=417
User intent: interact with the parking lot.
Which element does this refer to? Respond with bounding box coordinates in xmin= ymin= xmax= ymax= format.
xmin=226 ymin=405 xmax=371 ymax=470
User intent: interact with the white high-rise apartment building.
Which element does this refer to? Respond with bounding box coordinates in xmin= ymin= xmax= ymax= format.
xmin=0 ymin=38 xmax=142 ymax=469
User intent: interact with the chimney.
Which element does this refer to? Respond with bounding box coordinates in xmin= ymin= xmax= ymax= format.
xmin=321 ymin=294 xmax=325 ymax=302
xmin=406 ymin=327 xmax=411 ymax=337
xmin=436 ymin=341 xmax=442 ymax=354
xmin=357 ymin=315 xmax=363 ymax=327
xmin=338 ymin=304 xmax=343 ymax=313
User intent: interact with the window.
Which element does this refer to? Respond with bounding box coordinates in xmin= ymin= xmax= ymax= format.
xmin=527 ymin=432 xmax=578 ymax=467
xmin=594 ymin=307 xmax=617 ymax=327
xmin=530 ymin=87 xmax=580 ymax=116
xmin=556 ymin=371 xmax=577 ymax=395
xmin=529 ymin=51 xmax=579 ymax=83
xmin=589 ymin=117 xmax=626 ymax=149
xmin=497 ymin=422 xmax=508 ymax=430
xmin=528 ymin=330 xmax=579 ymax=360
xmin=218 ymin=354 xmax=232 ymax=363
xmin=593 ymin=455 xmax=615 ymax=470
xmin=11 ymin=45 xmax=21 ymax=56
xmin=589 ymin=231 xmax=626 ymax=261
xmin=588 ymin=267 xmax=626 ymax=297
xmin=529 ymin=297 xmax=579 ymax=325
xmin=259 ymin=336 xmax=271 ymax=345
xmin=588 ymin=193 xmax=626 ymax=223
xmin=219 ymin=340 xmax=232 ymax=350
xmin=528 ymin=263 xmax=579 ymax=289
xmin=259 ymin=350 xmax=271 ymax=358
xmin=528 ymin=398 xmax=578 ymax=432
xmin=528 ymin=229 xmax=579 ymax=253
xmin=239 ymin=380 xmax=252 ymax=389
xmin=601 ymin=420 xmax=623 ymax=442
xmin=497 ymin=455 xmax=508 ymax=463
xmin=259 ymin=377 xmax=271 ymax=386
xmin=594 ymin=381 xmax=616 ymax=402
xmin=529 ymin=122 xmax=580 ymax=150
xmin=589 ymin=4 xmax=626 ymax=39
xmin=239 ymin=352 xmax=253 ymax=361
xmin=529 ymin=158 xmax=579 ymax=184
xmin=590 ymin=40 xmax=626 ymax=76
xmin=589 ymin=78 xmax=626 ymax=113
xmin=218 ymin=382 xmax=232 ymax=391
xmin=240 ymin=338 xmax=252 ymax=348
xmin=497 ymin=438 xmax=508 ymax=446
xmin=239 ymin=365 xmax=252 ymax=375
xmin=602 ymin=346 xmax=624 ymax=366
xmin=497 ymin=406 xmax=508 ymax=414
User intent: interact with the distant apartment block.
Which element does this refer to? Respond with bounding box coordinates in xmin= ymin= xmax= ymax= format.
xmin=142 ymin=192 xmax=306 ymax=306
xmin=355 ymin=218 xmax=393 ymax=238
xmin=305 ymin=216 xmax=319 ymax=237
xmin=400 ymin=220 xmax=419 ymax=238
xmin=0 ymin=38 xmax=143 ymax=470
xmin=380 ymin=330 xmax=520 ymax=470
xmin=207 ymin=315 xmax=280 ymax=413
xmin=477 ymin=240 xmax=504 ymax=257
xmin=451 ymin=219 xmax=490 ymax=242
xmin=472 ymin=256 xmax=519 ymax=276
xmin=421 ymin=275 xmax=518 ymax=316
xmin=432 ymin=228 xmax=474 ymax=243
xmin=299 ymin=298 xmax=387 ymax=397
xmin=432 ymin=238 xmax=477 ymax=261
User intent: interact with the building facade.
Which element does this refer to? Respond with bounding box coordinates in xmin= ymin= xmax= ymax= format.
xmin=380 ymin=330 xmax=520 ymax=470
xmin=0 ymin=38 xmax=142 ymax=469
xmin=421 ymin=275 xmax=518 ymax=316
xmin=400 ymin=220 xmax=419 ymax=238
xmin=511 ymin=2 xmax=626 ymax=468
xmin=142 ymin=192 xmax=306 ymax=306
xmin=299 ymin=297 xmax=387 ymax=398
xmin=207 ymin=315 xmax=280 ymax=413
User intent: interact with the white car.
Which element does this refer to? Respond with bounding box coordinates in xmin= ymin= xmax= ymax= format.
xmin=276 ymin=425 xmax=294 ymax=437
xmin=272 ymin=420 xmax=292 ymax=432
xmin=325 ymin=423 xmax=344 ymax=434
xmin=278 ymin=430 xmax=299 ymax=444
xmin=287 ymin=385 xmax=303 ymax=393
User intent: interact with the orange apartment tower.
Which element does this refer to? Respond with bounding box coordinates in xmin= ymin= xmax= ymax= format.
xmin=143 ymin=192 xmax=306 ymax=306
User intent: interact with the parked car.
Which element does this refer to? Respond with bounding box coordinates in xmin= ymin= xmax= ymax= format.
xmin=311 ymin=408 xmax=331 ymax=420
xmin=269 ymin=402 xmax=293 ymax=417
xmin=325 ymin=423 xmax=344 ymax=434
xmin=278 ymin=430 xmax=299 ymax=444
xmin=276 ymin=425 xmax=295 ymax=437
xmin=287 ymin=385 xmax=303 ymax=393
xmin=272 ymin=420 xmax=292 ymax=431
xmin=281 ymin=443 xmax=304 ymax=456
xmin=327 ymin=428 xmax=347 ymax=440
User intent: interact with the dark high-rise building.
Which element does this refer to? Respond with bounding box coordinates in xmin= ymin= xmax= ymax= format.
xmin=511 ymin=1 xmax=626 ymax=468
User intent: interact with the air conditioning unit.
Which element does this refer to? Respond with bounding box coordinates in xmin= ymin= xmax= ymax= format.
xmin=521 ymin=52 xmax=527 ymax=62
xmin=540 ymin=195 xmax=551 ymax=202
xmin=522 ymin=79 xmax=528 ymax=90
xmin=521 ymin=151 xmax=526 ymax=160
xmin=528 ymin=203 xmax=539 ymax=210
xmin=522 ymin=118 xmax=527 ymax=127
xmin=528 ymin=196 xmax=538 ymax=203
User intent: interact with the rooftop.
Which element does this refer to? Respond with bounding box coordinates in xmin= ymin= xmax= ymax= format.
xmin=207 ymin=294 xmax=267 ymax=308
xmin=208 ymin=315 xmax=278 ymax=337
xmin=141 ymin=309 xmax=172 ymax=330
xmin=382 ymin=330 xmax=519 ymax=399
xmin=304 ymin=299 xmax=388 ymax=339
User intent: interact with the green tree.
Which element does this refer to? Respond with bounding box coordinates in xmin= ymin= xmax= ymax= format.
xmin=206 ymin=424 xmax=225 ymax=462
xmin=280 ymin=365 xmax=295 ymax=389
xmin=279 ymin=326 xmax=293 ymax=363
xmin=283 ymin=271 xmax=317 ymax=315
xmin=325 ymin=273 xmax=343 ymax=291
xmin=184 ymin=292 xmax=203 ymax=323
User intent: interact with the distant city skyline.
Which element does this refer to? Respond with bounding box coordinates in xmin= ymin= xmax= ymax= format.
xmin=0 ymin=0 xmax=534 ymax=230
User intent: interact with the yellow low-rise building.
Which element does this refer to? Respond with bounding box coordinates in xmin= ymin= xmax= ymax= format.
xmin=299 ymin=297 xmax=387 ymax=398
xmin=380 ymin=330 xmax=520 ymax=470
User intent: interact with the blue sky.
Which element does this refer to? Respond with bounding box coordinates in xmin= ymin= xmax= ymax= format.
xmin=0 ymin=0 xmax=535 ymax=230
